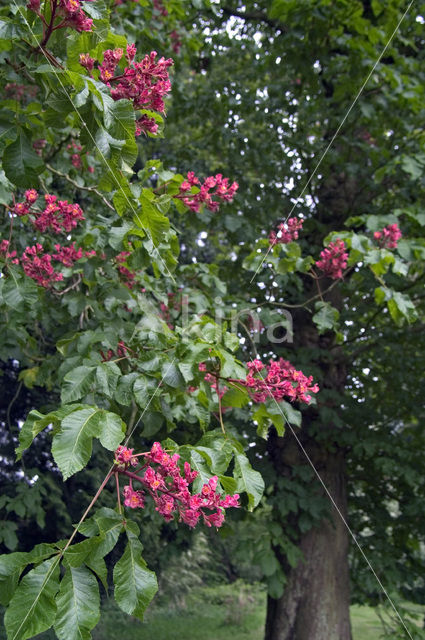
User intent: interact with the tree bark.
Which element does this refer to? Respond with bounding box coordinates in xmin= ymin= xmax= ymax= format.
xmin=264 ymin=450 xmax=352 ymax=640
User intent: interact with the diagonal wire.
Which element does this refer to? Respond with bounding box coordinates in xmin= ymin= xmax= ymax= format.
xmin=11 ymin=0 xmax=176 ymax=283
xmin=249 ymin=0 xmax=415 ymax=284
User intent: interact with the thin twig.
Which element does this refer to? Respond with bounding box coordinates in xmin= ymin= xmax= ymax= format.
xmin=46 ymin=164 xmax=115 ymax=211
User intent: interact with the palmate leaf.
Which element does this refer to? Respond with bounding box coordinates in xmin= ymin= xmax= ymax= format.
xmin=54 ymin=566 xmax=100 ymax=640
xmin=113 ymin=537 xmax=157 ymax=621
xmin=4 ymin=557 xmax=60 ymax=640
xmin=51 ymin=407 xmax=126 ymax=479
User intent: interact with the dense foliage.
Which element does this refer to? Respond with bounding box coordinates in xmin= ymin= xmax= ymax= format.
xmin=1 ymin=1 xmax=424 ymax=640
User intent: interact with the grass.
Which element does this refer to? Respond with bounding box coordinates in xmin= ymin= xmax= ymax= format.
xmin=2 ymin=583 xmax=424 ymax=639
xmin=351 ymin=604 xmax=385 ymax=640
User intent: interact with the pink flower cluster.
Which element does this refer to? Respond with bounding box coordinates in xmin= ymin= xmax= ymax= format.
xmin=52 ymin=242 xmax=83 ymax=266
xmin=115 ymin=442 xmax=239 ymax=528
xmin=18 ymin=242 xmax=90 ymax=287
xmin=374 ymin=224 xmax=402 ymax=249
xmin=269 ymin=217 xmax=303 ymax=245
xmin=153 ymin=0 xmax=168 ymax=16
xmin=13 ymin=191 xmax=84 ymax=234
xmin=175 ymin=172 xmax=239 ymax=213
xmin=100 ymin=340 xmax=131 ymax=362
xmin=316 ymin=239 xmax=348 ymax=279
xmin=170 ymin=30 xmax=182 ymax=55
xmin=21 ymin=244 xmax=64 ymax=288
xmin=5 ymin=83 xmax=38 ymax=102
xmin=58 ymin=0 xmax=93 ymax=32
xmin=115 ymin=250 xmax=136 ymax=289
xmin=28 ymin=0 xmax=93 ymax=32
xmin=198 ymin=363 xmax=228 ymax=401
xmin=234 ymin=358 xmax=319 ymax=404
xmin=0 ymin=240 xmax=19 ymax=264
xmin=81 ymin=46 xmax=173 ymax=136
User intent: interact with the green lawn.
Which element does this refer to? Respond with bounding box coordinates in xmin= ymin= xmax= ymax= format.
xmin=351 ymin=604 xmax=385 ymax=640
xmin=2 ymin=584 xmax=424 ymax=639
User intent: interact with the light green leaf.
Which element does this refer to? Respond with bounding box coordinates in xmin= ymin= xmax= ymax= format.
xmin=234 ymin=454 xmax=264 ymax=511
xmin=96 ymin=361 xmax=121 ymax=399
xmin=161 ymin=361 xmax=184 ymax=388
xmin=278 ymin=401 xmax=301 ymax=428
xmin=52 ymin=408 xmax=102 ymax=480
xmin=54 ymin=566 xmax=100 ymax=640
xmin=137 ymin=193 xmax=170 ymax=246
xmin=113 ymin=538 xmax=157 ymax=621
xmin=52 ymin=407 xmax=125 ymax=479
xmin=16 ymin=405 xmax=81 ymax=460
xmin=97 ymin=410 xmax=126 ymax=450
xmin=61 ymin=366 xmax=96 ymax=404
xmin=4 ymin=557 xmax=60 ymax=640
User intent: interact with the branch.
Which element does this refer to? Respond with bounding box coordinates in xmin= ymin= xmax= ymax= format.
xmin=46 ymin=164 xmax=115 ymax=211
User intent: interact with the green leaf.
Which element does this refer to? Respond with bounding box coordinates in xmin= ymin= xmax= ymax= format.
xmin=52 ymin=408 xmax=101 ymax=480
xmin=16 ymin=405 xmax=80 ymax=460
xmin=16 ymin=410 xmax=54 ymax=460
xmin=312 ymin=301 xmax=340 ymax=334
xmin=96 ymin=362 xmax=121 ymax=399
xmin=221 ymin=385 xmax=250 ymax=408
xmin=114 ymin=372 xmax=139 ymax=406
xmin=51 ymin=407 xmax=125 ymax=479
xmin=0 ymin=552 xmax=29 ymax=606
xmin=54 ymin=566 xmax=100 ymax=640
xmin=102 ymin=95 xmax=135 ymax=141
xmin=4 ymin=557 xmax=60 ymax=640
xmin=2 ymin=130 xmax=45 ymax=188
xmin=113 ymin=538 xmax=158 ymax=621
xmin=161 ymin=361 xmax=184 ymax=388
xmin=234 ymin=454 xmax=264 ymax=511
xmin=63 ymin=537 xmax=103 ymax=568
xmin=137 ymin=193 xmax=170 ymax=246
xmin=61 ymin=366 xmax=96 ymax=404
xmin=387 ymin=292 xmax=417 ymax=326
xmin=98 ymin=410 xmax=126 ymax=450
xmin=278 ymin=401 xmax=301 ymax=428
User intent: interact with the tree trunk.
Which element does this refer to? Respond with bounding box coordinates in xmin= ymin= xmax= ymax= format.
xmin=264 ymin=448 xmax=352 ymax=640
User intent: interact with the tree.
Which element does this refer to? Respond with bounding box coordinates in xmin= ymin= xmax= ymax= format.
xmin=155 ymin=1 xmax=425 ymax=638
xmin=0 ymin=1 xmax=424 ymax=640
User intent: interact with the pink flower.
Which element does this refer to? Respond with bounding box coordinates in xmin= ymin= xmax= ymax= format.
xmin=52 ymin=243 xmax=83 ymax=267
xmin=269 ymin=217 xmax=303 ymax=245
xmin=316 ymin=239 xmax=348 ymax=279
xmin=236 ymin=358 xmax=319 ymax=405
xmin=117 ymin=440 xmax=239 ymax=529
xmin=79 ymin=53 xmax=95 ymax=71
xmin=87 ymin=49 xmax=173 ymax=135
xmin=135 ymin=115 xmax=159 ymax=136
xmin=123 ymin=486 xmax=145 ymax=508
xmin=174 ymin=172 xmax=238 ymax=213
xmin=27 ymin=0 xmax=40 ymax=11
xmin=21 ymin=244 xmax=63 ymax=288
xmin=374 ymin=224 xmax=402 ymax=249
xmin=25 ymin=189 xmax=38 ymax=204
xmin=0 ymin=240 xmax=19 ymax=264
